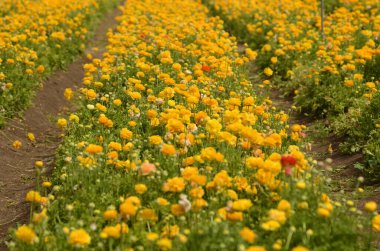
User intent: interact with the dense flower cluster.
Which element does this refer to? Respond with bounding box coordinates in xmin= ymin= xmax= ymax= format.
xmin=206 ymin=0 xmax=380 ymax=176
xmin=10 ymin=0 xmax=378 ymax=250
xmin=0 ymin=0 xmax=118 ymax=126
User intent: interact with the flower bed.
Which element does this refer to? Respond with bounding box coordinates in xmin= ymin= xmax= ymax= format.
xmin=10 ymin=0 xmax=379 ymax=250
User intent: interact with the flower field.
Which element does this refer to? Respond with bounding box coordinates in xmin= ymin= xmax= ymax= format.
xmin=5 ymin=0 xmax=380 ymax=250
xmin=0 ymin=0 xmax=118 ymax=127
xmin=204 ymin=0 xmax=380 ymax=177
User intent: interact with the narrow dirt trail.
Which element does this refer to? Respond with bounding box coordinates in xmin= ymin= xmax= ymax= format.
xmin=268 ymin=90 xmax=363 ymax=185
xmin=268 ymin=88 xmax=380 ymax=209
xmin=244 ymin=54 xmax=378 ymax=205
xmin=0 ymin=5 xmax=122 ymax=250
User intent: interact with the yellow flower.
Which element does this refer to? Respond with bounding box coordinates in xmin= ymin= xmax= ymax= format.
xmin=138 ymin=208 xmax=158 ymax=222
xmin=267 ymin=209 xmax=287 ymax=224
xmin=291 ymin=124 xmax=302 ymax=132
xmin=120 ymin=128 xmax=133 ymax=140
xmin=245 ymin=157 xmax=264 ymax=169
xmin=69 ymin=229 xmax=91 ymax=246
xmin=12 ymin=140 xmax=22 ymax=150
xmin=317 ymin=207 xmax=330 ymax=218
xmin=296 ymin=181 xmax=306 ymax=189
xmin=226 ymin=211 xmax=243 ymax=221
xmin=64 ymin=88 xmax=74 ymax=100
xmin=245 ymin=48 xmax=258 ymax=60
xmin=135 ymin=184 xmax=148 ymax=194
xmin=227 ymin=189 xmax=238 ymax=200
xmin=120 ymin=197 xmax=141 ymax=217
xmin=344 ymin=80 xmax=354 ymax=87
xmin=372 ymin=215 xmax=380 ymax=231
xmin=364 ymin=201 xmax=377 ymax=212
xmin=161 ymin=144 xmax=176 ymax=156
xmin=85 ymin=89 xmax=97 ymax=100
xmin=291 ymin=246 xmax=309 ymax=251
xmin=261 ymin=220 xmax=281 ymax=231
xmin=5 ymin=82 xmax=13 ymax=89
xmin=15 ymin=225 xmax=37 ymax=244
xmin=109 ymin=142 xmax=122 ymax=151
xmin=163 ymin=177 xmax=186 ymax=192
xmin=101 ymin=223 xmax=128 ymax=239
xmin=69 ymin=114 xmax=80 ymax=123
xmin=246 ymin=246 xmax=266 ymax=251
xmin=264 ymin=67 xmax=273 ymax=77
xmin=212 ymin=170 xmax=232 ymax=188
xmin=33 ymin=209 xmax=48 ymax=223
xmin=166 ymin=119 xmax=185 ymax=133
xmin=206 ymin=119 xmax=222 ymax=135
xmin=26 ymin=191 xmax=42 ymax=203
xmin=57 ymin=118 xmax=67 ymax=129
xmin=35 ymin=161 xmax=44 ymax=168
xmin=147 ymin=232 xmax=159 ymax=241
xmin=232 ymin=199 xmax=253 ymax=211
xmin=96 ymin=103 xmax=107 ymax=112
xmin=240 ymin=227 xmax=256 ymax=243
xmin=171 ymin=204 xmax=186 ymax=216
xmin=42 ymin=181 xmax=52 ymax=188
xmin=103 ymin=209 xmax=118 ymax=220
xmin=27 ymin=133 xmax=36 ymax=142
xmin=157 ymin=197 xmax=169 ymax=206
xmin=200 ymin=147 xmax=224 ymax=162
xmin=113 ymin=99 xmax=122 ymax=106
xmin=172 ymin=63 xmax=182 ymax=71
xmin=157 ymin=238 xmax=172 ymax=250
xmin=277 ymin=200 xmax=291 ymax=217
xmin=85 ymin=144 xmax=103 ymax=154
xmin=272 ymin=240 xmax=282 ymax=250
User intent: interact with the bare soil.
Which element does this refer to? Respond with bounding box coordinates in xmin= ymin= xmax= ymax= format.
xmin=0 ymin=5 xmax=122 ymax=250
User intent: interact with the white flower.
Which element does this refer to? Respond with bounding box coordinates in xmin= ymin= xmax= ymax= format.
xmin=179 ymin=194 xmax=191 ymax=212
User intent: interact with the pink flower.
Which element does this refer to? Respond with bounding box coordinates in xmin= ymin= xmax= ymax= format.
xmin=285 ymin=167 xmax=292 ymax=176
xmin=140 ymin=162 xmax=156 ymax=175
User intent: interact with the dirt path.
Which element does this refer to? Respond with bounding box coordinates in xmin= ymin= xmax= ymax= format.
xmin=0 ymin=5 xmax=122 ymax=250
xmin=268 ymin=87 xmax=380 ymax=213
xmin=268 ymin=89 xmax=363 ymax=186
xmin=244 ymin=55 xmax=379 ymax=207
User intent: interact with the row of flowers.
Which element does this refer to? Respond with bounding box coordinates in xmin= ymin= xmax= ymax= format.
xmin=204 ymin=0 xmax=380 ymax=177
xmin=9 ymin=0 xmax=379 ymax=250
xmin=0 ymin=0 xmax=119 ymax=127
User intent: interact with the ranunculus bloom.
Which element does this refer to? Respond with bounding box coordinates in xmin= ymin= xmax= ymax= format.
xmin=201 ymin=65 xmax=211 ymax=72
xmin=281 ymin=155 xmax=297 ymax=166
xmin=140 ymin=162 xmax=156 ymax=175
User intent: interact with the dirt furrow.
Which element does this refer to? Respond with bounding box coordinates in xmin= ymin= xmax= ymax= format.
xmin=243 ymin=53 xmax=380 ymax=208
xmin=0 ymin=5 xmax=122 ymax=250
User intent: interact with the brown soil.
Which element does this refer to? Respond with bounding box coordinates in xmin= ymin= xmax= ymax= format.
xmin=0 ymin=5 xmax=122 ymax=250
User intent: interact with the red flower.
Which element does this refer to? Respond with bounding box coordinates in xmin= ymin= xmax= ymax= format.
xmin=281 ymin=155 xmax=297 ymax=166
xmin=201 ymin=65 xmax=211 ymax=72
